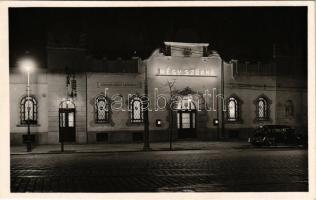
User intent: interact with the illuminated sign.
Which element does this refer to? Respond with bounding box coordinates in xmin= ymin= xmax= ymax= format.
xmin=97 ymin=82 xmax=142 ymax=88
xmin=157 ymin=68 xmax=217 ymax=77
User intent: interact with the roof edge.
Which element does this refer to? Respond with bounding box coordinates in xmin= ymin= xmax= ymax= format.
xmin=164 ymin=41 xmax=209 ymax=47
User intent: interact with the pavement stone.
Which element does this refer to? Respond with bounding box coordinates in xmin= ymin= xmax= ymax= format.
xmin=10 ymin=146 xmax=308 ymax=192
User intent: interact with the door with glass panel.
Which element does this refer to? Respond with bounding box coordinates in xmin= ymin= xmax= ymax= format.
xmin=59 ymin=107 xmax=76 ymax=142
xmin=176 ymin=96 xmax=197 ymax=138
xmin=177 ymin=110 xmax=197 ymax=138
xmin=176 ymin=96 xmax=197 ymax=139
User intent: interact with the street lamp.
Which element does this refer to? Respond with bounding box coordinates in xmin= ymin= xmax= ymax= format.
xmin=18 ymin=56 xmax=36 ymax=152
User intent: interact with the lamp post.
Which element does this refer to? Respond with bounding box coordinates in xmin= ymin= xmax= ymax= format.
xmin=143 ymin=62 xmax=151 ymax=151
xmin=19 ymin=56 xmax=36 ymax=152
xmin=26 ymin=67 xmax=31 ymax=152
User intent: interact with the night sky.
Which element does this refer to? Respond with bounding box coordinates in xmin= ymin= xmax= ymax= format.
xmin=9 ymin=7 xmax=307 ymax=68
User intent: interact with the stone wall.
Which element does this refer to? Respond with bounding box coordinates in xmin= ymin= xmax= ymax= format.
xmin=223 ymin=61 xmax=307 ymax=139
xmin=146 ymin=47 xmax=223 ymax=140
xmin=9 ymin=43 xmax=308 ymax=145
xmin=86 ymin=72 xmax=144 ymax=143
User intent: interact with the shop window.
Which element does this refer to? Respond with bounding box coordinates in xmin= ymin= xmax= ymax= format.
xmin=255 ymin=95 xmax=271 ymax=121
xmin=95 ymin=95 xmax=110 ymax=123
xmin=20 ymin=95 xmax=38 ymax=125
xmin=130 ymin=96 xmax=144 ymax=123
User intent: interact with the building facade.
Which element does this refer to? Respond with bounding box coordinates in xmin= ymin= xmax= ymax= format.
xmin=10 ymin=42 xmax=307 ymax=145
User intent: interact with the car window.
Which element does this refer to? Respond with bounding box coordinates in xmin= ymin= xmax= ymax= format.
xmin=254 ymin=128 xmax=265 ymax=136
xmin=272 ymin=128 xmax=284 ymax=134
xmin=254 ymin=129 xmax=261 ymax=136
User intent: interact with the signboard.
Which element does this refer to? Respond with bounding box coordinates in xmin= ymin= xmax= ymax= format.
xmin=157 ymin=68 xmax=217 ymax=77
xmin=97 ymin=82 xmax=142 ymax=88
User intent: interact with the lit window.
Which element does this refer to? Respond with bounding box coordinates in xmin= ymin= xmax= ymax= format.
xmin=176 ymin=96 xmax=196 ymax=110
xmin=95 ymin=95 xmax=110 ymax=123
xmin=20 ymin=96 xmax=38 ymax=124
xmin=227 ymin=97 xmax=240 ymax=122
xmin=226 ymin=95 xmax=243 ymax=123
xmin=256 ymin=96 xmax=270 ymax=121
xmin=130 ymin=96 xmax=144 ymax=123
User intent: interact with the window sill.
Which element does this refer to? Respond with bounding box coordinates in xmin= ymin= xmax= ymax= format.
xmin=254 ymin=118 xmax=272 ymax=123
xmin=126 ymin=121 xmax=144 ymax=126
xmin=16 ymin=124 xmax=41 ymax=127
xmin=95 ymin=119 xmax=115 ymax=126
xmin=95 ymin=121 xmax=110 ymax=124
xmin=131 ymin=122 xmax=144 ymax=124
xmin=226 ymin=119 xmax=243 ymax=124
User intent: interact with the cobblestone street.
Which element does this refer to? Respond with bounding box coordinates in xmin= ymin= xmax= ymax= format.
xmin=11 ymin=147 xmax=308 ymax=192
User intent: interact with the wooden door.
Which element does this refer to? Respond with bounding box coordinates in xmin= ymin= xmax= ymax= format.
xmin=59 ymin=108 xmax=76 ymax=142
xmin=177 ymin=110 xmax=197 ymax=139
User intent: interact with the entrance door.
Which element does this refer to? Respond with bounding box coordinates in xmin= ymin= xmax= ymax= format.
xmin=176 ymin=96 xmax=197 ymax=139
xmin=177 ymin=110 xmax=196 ymax=139
xmin=59 ymin=100 xmax=76 ymax=142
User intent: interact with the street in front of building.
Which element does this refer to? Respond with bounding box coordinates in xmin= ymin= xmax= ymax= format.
xmin=11 ymin=142 xmax=308 ymax=192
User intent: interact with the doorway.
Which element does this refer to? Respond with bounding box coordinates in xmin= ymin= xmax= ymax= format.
xmin=59 ymin=100 xmax=76 ymax=142
xmin=176 ymin=96 xmax=197 ymax=139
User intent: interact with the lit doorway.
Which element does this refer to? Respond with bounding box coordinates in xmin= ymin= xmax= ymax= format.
xmin=59 ymin=100 xmax=76 ymax=142
xmin=176 ymin=96 xmax=197 ymax=139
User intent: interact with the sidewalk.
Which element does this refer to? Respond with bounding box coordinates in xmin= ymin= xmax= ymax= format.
xmin=10 ymin=140 xmax=251 ymax=155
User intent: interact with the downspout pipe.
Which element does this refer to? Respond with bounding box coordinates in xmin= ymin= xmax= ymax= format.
xmin=221 ymin=59 xmax=225 ymax=139
xmin=86 ymin=71 xmax=88 ymax=144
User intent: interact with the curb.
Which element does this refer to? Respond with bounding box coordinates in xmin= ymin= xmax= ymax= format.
xmin=10 ymin=148 xmax=210 ymax=156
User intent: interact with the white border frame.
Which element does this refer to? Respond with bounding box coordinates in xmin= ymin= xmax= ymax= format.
xmin=0 ymin=1 xmax=315 ymax=200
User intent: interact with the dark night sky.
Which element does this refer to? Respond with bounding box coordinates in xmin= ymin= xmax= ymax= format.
xmin=9 ymin=7 xmax=307 ymax=67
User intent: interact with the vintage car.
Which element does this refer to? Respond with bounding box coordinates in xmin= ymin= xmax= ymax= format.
xmin=248 ymin=125 xmax=303 ymax=146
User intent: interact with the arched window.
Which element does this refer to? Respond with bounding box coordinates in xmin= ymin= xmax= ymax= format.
xmin=130 ymin=96 xmax=144 ymax=123
xmin=227 ymin=97 xmax=238 ymax=121
xmin=255 ymin=96 xmax=270 ymax=121
xmin=175 ymin=96 xmax=197 ymax=129
xmin=176 ymin=96 xmax=196 ymax=110
xmin=95 ymin=95 xmax=110 ymax=123
xmin=285 ymin=100 xmax=294 ymax=117
xmin=226 ymin=94 xmax=243 ymax=123
xmin=20 ymin=96 xmax=38 ymax=124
